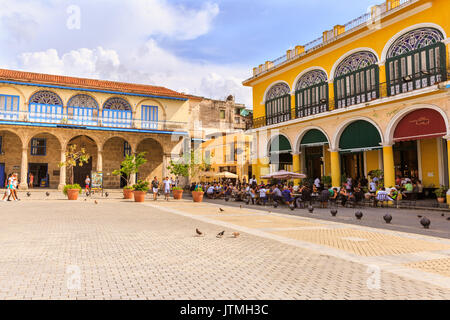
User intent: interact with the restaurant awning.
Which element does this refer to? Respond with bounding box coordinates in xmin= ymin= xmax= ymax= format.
xmin=394 ymin=109 xmax=446 ymax=142
xmin=300 ymin=129 xmax=328 ymax=147
xmin=339 ymin=120 xmax=382 ymax=153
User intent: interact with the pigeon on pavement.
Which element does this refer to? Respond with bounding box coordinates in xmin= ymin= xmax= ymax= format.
xmin=216 ymin=231 xmax=225 ymax=238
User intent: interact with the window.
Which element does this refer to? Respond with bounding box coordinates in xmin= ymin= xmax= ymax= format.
xmin=295 ymin=70 xmax=328 ymax=118
xmin=102 ymin=97 xmax=132 ymax=128
xmin=0 ymin=94 xmax=20 ymax=120
xmin=265 ymin=83 xmax=291 ymax=125
xmin=67 ymin=94 xmax=99 ymax=126
xmin=334 ymin=51 xmax=379 ymax=108
xmin=31 ymin=138 xmax=46 ymax=156
xmin=124 ymin=141 xmax=132 ymax=157
xmin=386 ymin=28 xmax=446 ymax=96
xmin=28 ymin=91 xmax=64 ymax=123
xmin=220 ymin=110 xmax=226 ymax=119
xmin=141 ymin=105 xmax=158 ymax=129
xmin=235 ymin=117 xmax=240 ymax=124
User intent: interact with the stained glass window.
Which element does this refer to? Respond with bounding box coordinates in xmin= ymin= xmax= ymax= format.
xmin=103 ymin=97 xmax=132 ymax=111
xmin=387 ymin=28 xmax=444 ymax=58
xmin=295 ymin=70 xmax=328 ymax=91
xmin=266 ymin=83 xmax=290 ymax=100
xmin=68 ymin=94 xmax=99 ymax=109
xmin=335 ymin=51 xmax=378 ymax=78
xmin=29 ymin=91 xmax=63 ymax=106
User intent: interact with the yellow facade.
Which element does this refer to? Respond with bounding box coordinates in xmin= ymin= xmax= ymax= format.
xmin=244 ymin=0 xmax=450 ymax=191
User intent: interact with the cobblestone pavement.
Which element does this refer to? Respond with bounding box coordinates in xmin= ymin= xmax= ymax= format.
xmin=0 ymin=197 xmax=450 ymax=300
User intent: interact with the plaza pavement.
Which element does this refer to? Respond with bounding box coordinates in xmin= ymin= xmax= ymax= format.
xmin=0 ymin=193 xmax=449 ymax=299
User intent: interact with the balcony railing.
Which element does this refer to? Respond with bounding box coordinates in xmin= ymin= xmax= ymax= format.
xmin=0 ymin=110 xmax=187 ymax=132
xmin=251 ymin=0 xmax=417 ymax=78
xmin=252 ymin=66 xmax=449 ymax=129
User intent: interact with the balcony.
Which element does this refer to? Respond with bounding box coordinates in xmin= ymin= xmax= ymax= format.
xmin=252 ymin=66 xmax=449 ymax=129
xmin=0 ymin=110 xmax=188 ymax=132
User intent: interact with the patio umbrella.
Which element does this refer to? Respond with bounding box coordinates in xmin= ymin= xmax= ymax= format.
xmin=261 ymin=170 xmax=306 ymax=180
xmin=215 ymin=171 xmax=238 ymax=179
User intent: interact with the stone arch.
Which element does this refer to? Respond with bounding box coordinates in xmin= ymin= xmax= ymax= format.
xmin=381 ymin=23 xmax=447 ymax=63
xmin=136 ymin=98 xmax=167 ymax=122
xmin=136 ymin=137 xmax=164 ymax=182
xmin=0 ymin=129 xmax=24 ymax=187
xmin=266 ymin=132 xmax=293 ymax=156
xmin=66 ymin=134 xmax=99 ymax=186
xmin=102 ymin=136 xmax=134 ymax=188
xmin=294 ymin=126 xmax=331 ymax=152
xmin=332 ymin=117 xmax=384 ymax=151
xmin=385 ymin=104 xmax=449 ymax=145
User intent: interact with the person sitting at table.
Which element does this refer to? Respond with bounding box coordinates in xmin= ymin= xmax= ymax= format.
xmin=319 ymin=187 xmax=330 ymax=208
xmin=300 ymin=185 xmax=312 ymax=207
xmin=258 ymin=185 xmax=268 ymax=205
xmin=329 ymin=187 xmax=338 ymax=205
xmin=339 ymin=187 xmax=349 ymax=207
xmin=374 ymin=187 xmax=393 ymax=206
xmin=272 ymin=185 xmax=283 ymax=204
xmin=312 ymin=184 xmax=319 ymax=196
xmin=282 ymin=186 xmax=294 ymax=205
xmin=353 ymin=186 xmax=365 ymax=205
xmin=402 ymin=179 xmax=414 ymax=199
xmin=206 ymin=185 xmax=215 ymax=199
xmin=390 ymin=187 xmax=399 ymax=202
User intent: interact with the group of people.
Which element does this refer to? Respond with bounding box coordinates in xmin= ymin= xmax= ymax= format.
xmin=151 ymin=176 xmax=179 ymax=201
xmin=2 ymin=173 xmax=20 ymax=202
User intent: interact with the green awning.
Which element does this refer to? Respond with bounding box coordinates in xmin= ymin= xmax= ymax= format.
xmin=339 ymin=120 xmax=381 ymax=152
xmin=270 ymin=135 xmax=292 ymax=154
xmin=301 ymin=129 xmax=328 ymax=147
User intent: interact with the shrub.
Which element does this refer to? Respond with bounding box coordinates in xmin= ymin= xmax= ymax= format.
xmin=132 ymin=180 xmax=149 ymax=192
xmin=63 ymin=184 xmax=82 ymax=196
xmin=123 ymin=186 xmax=134 ymax=190
xmin=434 ymin=185 xmax=448 ymax=198
xmin=173 ymin=186 xmax=183 ymax=191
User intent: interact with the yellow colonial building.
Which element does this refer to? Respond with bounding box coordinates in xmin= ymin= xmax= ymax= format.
xmin=244 ymin=0 xmax=450 ymax=197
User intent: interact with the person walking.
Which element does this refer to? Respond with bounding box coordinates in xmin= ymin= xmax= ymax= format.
xmin=151 ymin=176 xmax=159 ymax=201
xmin=2 ymin=174 xmax=12 ymax=202
xmin=12 ymin=173 xmax=20 ymax=201
xmin=28 ymin=172 xmax=34 ymax=189
xmin=163 ymin=176 xmax=171 ymax=201
xmin=6 ymin=174 xmax=16 ymax=201
xmin=85 ymin=175 xmax=91 ymax=194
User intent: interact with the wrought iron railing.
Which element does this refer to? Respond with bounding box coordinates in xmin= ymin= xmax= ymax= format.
xmin=0 ymin=110 xmax=188 ymax=131
xmin=252 ymin=66 xmax=449 ymax=129
xmin=251 ymin=0 xmax=417 ymax=78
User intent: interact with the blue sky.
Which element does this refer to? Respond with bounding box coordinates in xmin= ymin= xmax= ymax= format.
xmin=0 ymin=0 xmax=378 ymax=107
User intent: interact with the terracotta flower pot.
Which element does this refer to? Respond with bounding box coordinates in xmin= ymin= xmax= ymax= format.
xmin=437 ymin=197 xmax=445 ymax=203
xmin=133 ymin=191 xmax=146 ymax=202
xmin=173 ymin=189 xmax=183 ymax=200
xmin=67 ymin=189 xmax=80 ymax=201
xmin=123 ymin=188 xmax=134 ymax=199
xmin=192 ymin=191 xmax=204 ymax=203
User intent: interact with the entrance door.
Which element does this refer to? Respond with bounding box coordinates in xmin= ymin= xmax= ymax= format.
xmin=341 ymin=152 xmax=364 ymax=181
xmin=305 ymin=146 xmax=323 ymax=180
xmin=0 ymin=163 xmax=5 ymax=188
xmin=73 ymin=158 xmax=93 ymax=186
xmin=28 ymin=163 xmax=49 ymax=187
xmin=393 ymin=141 xmax=418 ymax=179
xmin=120 ymin=165 xmax=127 ymax=188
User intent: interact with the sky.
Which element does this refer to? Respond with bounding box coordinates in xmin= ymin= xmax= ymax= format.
xmin=0 ymin=0 xmax=378 ymax=108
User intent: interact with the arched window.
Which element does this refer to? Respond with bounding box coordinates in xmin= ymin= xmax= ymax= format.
xmin=28 ymin=91 xmax=64 ymax=123
xmin=102 ymin=97 xmax=132 ymax=128
xmin=265 ymin=83 xmax=291 ymax=126
xmin=386 ymin=28 xmax=446 ymax=96
xmin=67 ymin=94 xmax=99 ymax=126
xmin=334 ymin=51 xmax=379 ymax=109
xmin=295 ymin=70 xmax=328 ymax=118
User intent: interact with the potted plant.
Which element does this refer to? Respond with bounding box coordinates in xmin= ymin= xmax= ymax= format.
xmin=433 ymin=185 xmax=448 ymax=203
xmin=63 ymin=184 xmax=82 ymax=200
xmin=132 ymin=180 xmax=149 ymax=203
xmin=192 ymin=187 xmax=204 ymax=203
xmin=172 ymin=186 xmax=184 ymax=200
xmin=112 ymin=152 xmax=147 ymax=199
xmin=58 ymin=144 xmax=90 ymax=199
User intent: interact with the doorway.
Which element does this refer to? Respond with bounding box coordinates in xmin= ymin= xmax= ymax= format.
xmin=73 ymin=158 xmax=93 ymax=186
xmin=28 ymin=163 xmax=49 ymax=188
xmin=393 ymin=141 xmax=418 ymax=179
xmin=341 ymin=152 xmax=365 ymax=181
xmin=305 ymin=146 xmax=323 ymax=180
xmin=0 ymin=163 xmax=5 ymax=188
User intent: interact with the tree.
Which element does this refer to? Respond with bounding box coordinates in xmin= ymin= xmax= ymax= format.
xmin=112 ymin=152 xmax=147 ymax=187
xmin=58 ymin=144 xmax=91 ymax=185
xmin=167 ymin=151 xmax=209 ymax=182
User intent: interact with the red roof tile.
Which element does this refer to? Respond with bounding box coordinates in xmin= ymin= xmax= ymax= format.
xmin=0 ymin=68 xmax=189 ymax=99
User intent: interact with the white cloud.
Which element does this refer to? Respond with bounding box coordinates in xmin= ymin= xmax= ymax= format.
xmin=17 ymin=41 xmax=252 ymax=107
xmin=0 ymin=0 xmax=252 ymax=107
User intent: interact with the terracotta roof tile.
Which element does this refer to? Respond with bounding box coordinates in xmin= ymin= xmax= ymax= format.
xmin=0 ymin=68 xmax=189 ymax=100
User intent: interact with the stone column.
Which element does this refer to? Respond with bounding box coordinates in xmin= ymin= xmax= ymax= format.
xmin=19 ymin=147 xmax=28 ymax=190
xmin=382 ymin=144 xmax=395 ymax=188
xmin=445 ymin=137 xmax=450 ymax=204
xmin=97 ymin=149 xmax=103 ymax=172
xmin=58 ymin=149 xmax=66 ymax=190
xmin=162 ymin=153 xmax=170 ymax=179
xmin=292 ymin=152 xmax=302 ymax=186
xmin=330 ymin=149 xmax=341 ymax=189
